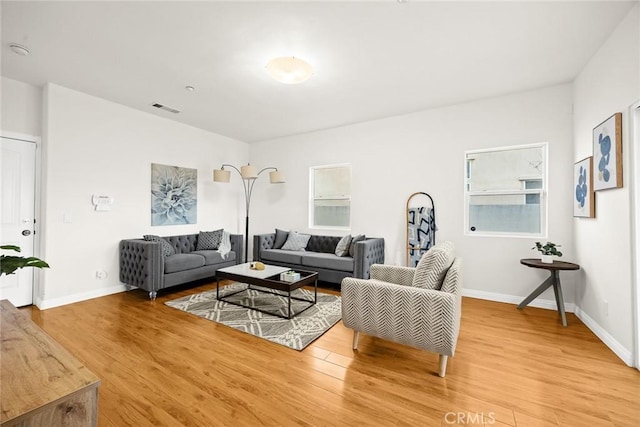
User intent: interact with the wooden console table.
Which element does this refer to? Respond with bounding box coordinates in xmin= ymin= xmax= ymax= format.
xmin=0 ymin=300 xmax=100 ymax=426
xmin=518 ymin=258 xmax=580 ymax=327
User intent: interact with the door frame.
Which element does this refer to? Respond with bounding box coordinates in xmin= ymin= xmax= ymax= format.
xmin=1 ymin=131 xmax=42 ymax=306
xmin=629 ymin=101 xmax=640 ymax=370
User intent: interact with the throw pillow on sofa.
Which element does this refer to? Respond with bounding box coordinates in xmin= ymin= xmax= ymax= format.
xmin=274 ymin=228 xmax=289 ymax=249
xmin=143 ymin=235 xmax=175 ymax=257
xmin=281 ymin=231 xmax=311 ymax=251
xmin=349 ymin=234 xmax=366 ymax=257
xmin=335 ymin=235 xmax=352 ymax=257
xmin=197 ymin=229 xmax=224 ymax=250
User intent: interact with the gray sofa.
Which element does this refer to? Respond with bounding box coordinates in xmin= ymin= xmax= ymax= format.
xmin=119 ymin=233 xmax=243 ymax=299
xmin=253 ymin=233 xmax=385 ymax=284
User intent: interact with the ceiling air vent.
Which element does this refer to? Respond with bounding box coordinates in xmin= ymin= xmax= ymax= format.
xmin=151 ymin=103 xmax=180 ymax=114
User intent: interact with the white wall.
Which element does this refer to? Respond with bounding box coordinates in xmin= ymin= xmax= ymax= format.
xmin=250 ymin=84 xmax=575 ymax=307
xmin=1 ymin=76 xmax=42 ymax=137
xmin=573 ymin=4 xmax=640 ymax=365
xmin=40 ymin=83 xmax=248 ymax=308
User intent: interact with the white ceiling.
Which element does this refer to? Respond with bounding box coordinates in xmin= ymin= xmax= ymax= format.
xmin=1 ymin=1 xmax=636 ymax=143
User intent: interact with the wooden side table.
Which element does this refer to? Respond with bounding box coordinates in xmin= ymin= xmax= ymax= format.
xmin=519 ymin=258 xmax=580 ymax=327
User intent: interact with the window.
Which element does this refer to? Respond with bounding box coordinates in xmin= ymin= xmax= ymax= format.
xmin=465 ymin=143 xmax=547 ymax=237
xmin=310 ymin=164 xmax=351 ymax=228
xmin=522 ymin=178 xmax=542 ymax=205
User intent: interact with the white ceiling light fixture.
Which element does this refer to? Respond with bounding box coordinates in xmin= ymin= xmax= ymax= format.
xmin=9 ymin=43 xmax=30 ymax=56
xmin=266 ymin=56 xmax=313 ymax=84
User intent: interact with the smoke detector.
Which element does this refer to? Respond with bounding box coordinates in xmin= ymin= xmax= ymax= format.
xmin=9 ymin=43 xmax=30 ymax=56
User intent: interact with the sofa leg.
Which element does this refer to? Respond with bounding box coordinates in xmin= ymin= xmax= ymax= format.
xmin=438 ymin=355 xmax=448 ymax=377
xmin=149 ymin=291 xmax=157 ymax=301
xmin=352 ymin=331 xmax=360 ymax=350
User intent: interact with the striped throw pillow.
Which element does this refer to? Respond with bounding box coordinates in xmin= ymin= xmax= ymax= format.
xmin=412 ymin=241 xmax=455 ymax=290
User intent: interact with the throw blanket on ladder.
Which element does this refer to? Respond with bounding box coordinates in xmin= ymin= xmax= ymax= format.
xmin=408 ymin=207 xmax=436 ymax=267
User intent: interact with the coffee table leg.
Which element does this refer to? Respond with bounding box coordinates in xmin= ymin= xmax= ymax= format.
xmin=216 ymin=278 xmax=220 ymax=300
xmin=288 ymin=290 xmax=292 ymax=319
xmin=314 ymin=279 xmax=317 ymax=303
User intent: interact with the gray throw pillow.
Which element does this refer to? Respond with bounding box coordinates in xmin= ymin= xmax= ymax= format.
xmin=335 ymin=235 xmax=352 ymax=257
xmin=281 ymin=231 xmax=311 ymax=251
xmin=274 ymin=228 xmax=289 ymax=249
xmin=143 ymin=234 xmax=175 ymax=257
xmin=349 ymin=234 xmax=366 ymax=257
xmin=197 ymin=229 xmax=224 ymax=250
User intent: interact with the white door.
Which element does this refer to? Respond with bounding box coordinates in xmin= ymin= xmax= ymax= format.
xmin=1 ymin=136 xmax=37 ymax=307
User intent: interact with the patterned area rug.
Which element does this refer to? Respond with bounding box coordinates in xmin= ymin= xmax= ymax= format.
xmin=165 ymin=283 xmax=342 ymax=351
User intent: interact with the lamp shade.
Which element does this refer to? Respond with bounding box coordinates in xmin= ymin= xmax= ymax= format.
xmin=269 ymin=170 xmax=285 ymax=184
xmin=266 ymin=57 xmax=313 ymax=84
xmin=213 ymin=169 xmax=231 ymax=183
xmin=241 ymin=165 xmax=258 ymax=179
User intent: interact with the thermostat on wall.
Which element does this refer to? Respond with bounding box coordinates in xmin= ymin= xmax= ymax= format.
xmin=92 ymin=195 xmax=114 ymax=211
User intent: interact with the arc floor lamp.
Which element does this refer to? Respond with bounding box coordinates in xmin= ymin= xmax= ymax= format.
xmin=213 ymin=164 xmax=285 ymax=262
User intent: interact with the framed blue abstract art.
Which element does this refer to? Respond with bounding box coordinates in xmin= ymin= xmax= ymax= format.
xmin=592 ymin=112 xmax=622 ymax=191
xmin=151 ymin=163 xmax=197 ymax=226
xmin=574 ymin=157 xmax=595 ymax=218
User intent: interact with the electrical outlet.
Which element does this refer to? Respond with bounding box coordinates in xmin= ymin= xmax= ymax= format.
xmin=96 ymin=270 xmax=108 ymax=280
xmin=604 ymin=300 xmax=609 ymax=317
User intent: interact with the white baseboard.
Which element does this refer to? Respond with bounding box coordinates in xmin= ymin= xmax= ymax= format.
xmin=462 ymin=288 xmax=575 ymax=313
xmin=462 ymin=288 xmax=634 ymax=367
xmin=574 ymin=306 xmax=634 ymax=367
xmin=35 ymin=284 xmax=128 ymax=310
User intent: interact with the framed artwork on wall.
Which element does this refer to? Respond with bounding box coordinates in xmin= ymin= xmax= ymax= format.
xmin=151 ymin=163 xmax=197 ymax=226
xmin=592 ymin=112 xmax=622 ymax=191
xmin=574 ymin=157 xmax=595 ymax=218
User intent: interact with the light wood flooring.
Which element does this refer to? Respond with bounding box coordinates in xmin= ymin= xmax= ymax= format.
xmin=22 ymin=281 xmax=640 ymax=426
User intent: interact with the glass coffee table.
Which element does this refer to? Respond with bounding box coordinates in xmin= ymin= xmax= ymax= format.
xmin=215 ymin=263 xmax=318 ymax=319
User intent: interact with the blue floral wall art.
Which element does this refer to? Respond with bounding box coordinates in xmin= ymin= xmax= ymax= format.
xmin=151 ymin=163 xmax=197 ymax=226
xmin=574 ymin=157 xmax=594 ymax=218
xmin=592 ymin=112 xmax=622 ymax=191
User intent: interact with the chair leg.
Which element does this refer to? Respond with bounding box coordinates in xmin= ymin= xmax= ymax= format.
xmin=438 ymin=355 xmax=448 ymax=377
xmin=352 ymin=331 xmax=360 ymax=350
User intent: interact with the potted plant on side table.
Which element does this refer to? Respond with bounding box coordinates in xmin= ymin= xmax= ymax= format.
xmin=532 ymin=241 xmax=563 ymax=263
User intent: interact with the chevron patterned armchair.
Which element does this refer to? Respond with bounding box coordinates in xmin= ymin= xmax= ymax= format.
xmin=341 ymin=241 xmax=462 ymax=377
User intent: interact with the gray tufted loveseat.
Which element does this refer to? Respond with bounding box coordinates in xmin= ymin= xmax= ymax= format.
xmin=119 ymin=233 xmax=243 ymax=299
xmin=253 ymin=233 xmax=385 ymax=284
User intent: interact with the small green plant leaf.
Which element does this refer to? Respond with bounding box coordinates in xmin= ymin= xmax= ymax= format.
xmin=0 ymin=246 xmax=49 ymax=276
xmin=531 ymin=241 xmax=562 ymax=257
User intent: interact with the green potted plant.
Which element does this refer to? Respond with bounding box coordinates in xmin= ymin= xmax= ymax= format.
xmin=532 ymin=242 xmax=563 ymax=263
xmin=1 ymin=245 xmax=49 ymax=276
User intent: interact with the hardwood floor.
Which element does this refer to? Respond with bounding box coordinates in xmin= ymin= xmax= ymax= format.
xmin=22 ymin=281 xmax=640 ymax=426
